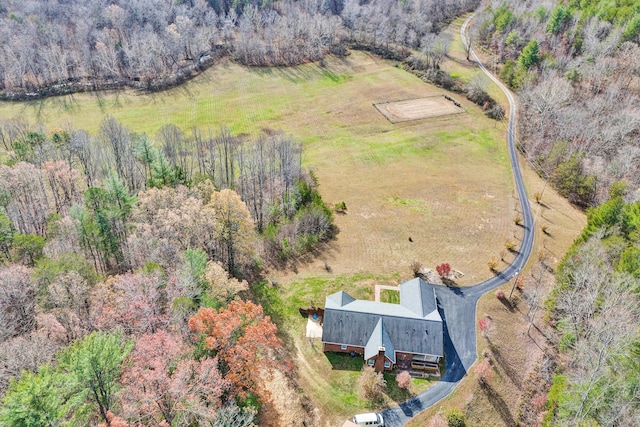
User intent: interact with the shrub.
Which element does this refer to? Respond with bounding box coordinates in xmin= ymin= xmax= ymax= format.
xmin=474 ymin=359 xmax=493 ymax=385
xmin=534 ymin=191 xmax=542 ymax=204
xmin=446 ymin=408 xmax=466 ymax=427
xmin=358 ymin=366 xmax=386 ymax=404
xmin=505 ymin=240 xmax=517 ymax=252
xmin=436 ymin=263 xmax=451 ymax=279
xmin=478 ymin=317 xmax=493 ymax=337
xmin=542 ymin=374 xmax=566 ymax=426
xmin=485 ymin=104 xmax=505 ymax=120
xmin=514 ymin=214 xmax=523 ymax=225
xmin=488 ymin=258 xmax=498 ymax=272
xmin=410 ymin=260 xmax=423 ymax=277
xmin=466 ymin=85 xmax=492 ymax=106
xmin=334 ymin=201 xmax=347 ymax=214
xmin=495 ymin=290 xmax=506 ymax=300
xmin=396 ymin=370 xmax=411 ymax=390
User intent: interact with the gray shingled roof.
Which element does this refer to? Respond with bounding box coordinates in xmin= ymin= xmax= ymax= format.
xmin=322 ymin=279 xmax=443 ymax=358
xmin=364 ymin=318 xmax=397 ymax=363
xmin=400 ymin=277 xmax=438 ymax=318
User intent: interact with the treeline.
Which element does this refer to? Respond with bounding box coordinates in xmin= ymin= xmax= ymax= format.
xmin=0 ymin=117 xmax=333 ymax=272
xmin=473 ymin=0 xmax=640 ymax=206
xmin=0 ymin=0 xmax=480 ymax=98
xmin=0 ymin=117 xmax=331 ymax=423
xmin=540 ymin=184 xmax=640 ymax=425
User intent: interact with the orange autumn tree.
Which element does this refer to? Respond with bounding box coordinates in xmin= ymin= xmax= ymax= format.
xmin=188 ymin=300 xmax=282 ymax=399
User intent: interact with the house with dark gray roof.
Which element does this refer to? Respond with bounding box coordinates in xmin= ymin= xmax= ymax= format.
xmin=322 ymin=278 xmax=443 ymax=374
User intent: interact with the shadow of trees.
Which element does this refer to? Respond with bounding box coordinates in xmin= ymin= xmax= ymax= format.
xmin=484 ymin=337 xmax=522 ymax=390
xmin=481 ymin=381 xmax=517 ymax=427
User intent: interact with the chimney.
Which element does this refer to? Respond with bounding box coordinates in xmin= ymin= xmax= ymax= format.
xmin=374 ymin=346 xmax=386 ymax=372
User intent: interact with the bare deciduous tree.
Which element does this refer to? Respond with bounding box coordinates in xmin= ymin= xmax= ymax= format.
xmin=0 ymin=265 xmax=37 ymax=342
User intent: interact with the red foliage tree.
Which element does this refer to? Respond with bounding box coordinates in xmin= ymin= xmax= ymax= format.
xmin=188 ymin=300 xmax=282 ymax=399
xmin=98 ymin=412 xmax=128 ymax=427
xmin=120 ymin=331 xmax=227 ymax=426
xmin=475 ymin=358 xmax=493 ymax=385
xmin=478 ymin=317 xmax=494 ymax=338
xmin=436 ymin=263 xmax=451 ymax=279
xmin=90 ymin=272 xmax=168 ymax=335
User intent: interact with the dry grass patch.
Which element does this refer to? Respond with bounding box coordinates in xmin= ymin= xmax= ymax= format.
xmin=374 ymin=96 xmax=464 ymax=123
xmin=0 ymin=51 xmax=516 ymax=286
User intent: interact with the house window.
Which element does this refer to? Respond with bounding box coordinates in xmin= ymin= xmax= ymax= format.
xmin=384 ymin=361 xmax=391 ymax=368
xmin=368 ymin=359 xmax=374 ymax=366
xmin=341 ymin=344 xmax=347 ymax=350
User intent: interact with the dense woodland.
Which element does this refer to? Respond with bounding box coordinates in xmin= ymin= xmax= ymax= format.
xmin=474 ymin=0 xmax=640 ymax=206
xmin=539 ymin=187 xmax=640 ymax=426
xmin=0 ymin=0 xmax=479 ymax=97
xmin=0 ymin=116 xmax=332 ymax=425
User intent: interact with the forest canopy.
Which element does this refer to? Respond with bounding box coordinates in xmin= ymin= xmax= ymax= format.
xmin=543 ymin=192 xmax=640 ymax=425
xmin=475 ymin=0 xmax=640 ymax=205
xmin=0 ymin=0 xmax=480 ymax=98
xmin=0 ymin=115 xmax=330 ymax=424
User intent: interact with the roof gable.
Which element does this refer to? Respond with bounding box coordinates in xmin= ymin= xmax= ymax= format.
xmin=325 ymin=290 xmax=356 ymax=308
xmin=399 ymin=277 xmax=440 ymax=319
xmin=364 ymin=318 xmax=396 ymax=363
xmin=322 ymin=309 xmax=443 ymax=357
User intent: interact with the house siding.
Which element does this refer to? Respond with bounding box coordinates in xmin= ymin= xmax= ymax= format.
xmin=397 ymin=351 xmax=413 ymax=363
xmin=323 ymin=343 xmax=364 ymax=355
xmin=367 ymin=353 xmax=394 ymax=372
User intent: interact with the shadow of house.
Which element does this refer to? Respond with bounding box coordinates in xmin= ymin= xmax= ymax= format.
xmin=322 ymin=278 xmax=443 ymax=376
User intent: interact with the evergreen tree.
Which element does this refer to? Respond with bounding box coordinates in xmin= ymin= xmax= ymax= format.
xmin=518 ymin=40 xmax=539 ymax=70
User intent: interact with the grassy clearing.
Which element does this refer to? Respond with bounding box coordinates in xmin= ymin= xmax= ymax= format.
xmin=1 ymin=50 xmax=516 ymax=286
xmin=379 ymin=289 xmax=400 ymax=304
xmin=0 ymin=39 xmax=541 ymax=424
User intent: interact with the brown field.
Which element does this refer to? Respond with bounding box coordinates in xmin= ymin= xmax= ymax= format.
xmin=374 ymin=96 xmax=465 ymax=123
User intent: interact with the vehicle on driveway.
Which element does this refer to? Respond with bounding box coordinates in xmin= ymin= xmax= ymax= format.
xmin=352 ymin=412 xmax=384 ymax=426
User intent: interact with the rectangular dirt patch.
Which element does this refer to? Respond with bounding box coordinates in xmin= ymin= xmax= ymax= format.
xmin=374 ymin=96 xmax=465 ymax=123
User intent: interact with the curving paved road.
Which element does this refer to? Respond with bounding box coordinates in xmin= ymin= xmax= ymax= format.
xmin=380 ymin=13 xmax=534 ymax=427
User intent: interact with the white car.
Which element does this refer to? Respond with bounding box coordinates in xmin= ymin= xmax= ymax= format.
xmin=352 ymin=412 xmax=384 ymax=426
